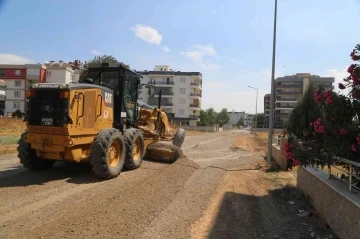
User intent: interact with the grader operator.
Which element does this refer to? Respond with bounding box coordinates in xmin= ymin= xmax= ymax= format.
xmin=17 ymin=63 xmax=185 ymax=179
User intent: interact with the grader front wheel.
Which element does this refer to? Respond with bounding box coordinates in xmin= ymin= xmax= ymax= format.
xmin=172 ymin=128 xmax=185 ymax=148
xmin=90 ymin=129 xmax=125 ymax=179
xmin=123 ymin=128 xmax=144 ymax=170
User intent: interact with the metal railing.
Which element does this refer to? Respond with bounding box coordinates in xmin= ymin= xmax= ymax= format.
xmin=190 ymin=93 xmax=202 ymax=97
xmin=276 ymin=105 xmax=294 ymax=108
xmin=276 ymin=91 xmax=302 ymax=95
xmin=148 ymin=81 xmax=174 ymax=85
xmin=272 ymin=135 xmax=282 ymax=146
xmin=191 ymin=82 xmax=202 ymax=87
xmin=190 ymin=104 xmax=200 ymax=107
xmin=155 ymin=91 xmax=174 ymax=96
xmin=295 ymin=143 xmax=360 ymax=193
xmin=328 ymin=156 xmax=360 ymax=193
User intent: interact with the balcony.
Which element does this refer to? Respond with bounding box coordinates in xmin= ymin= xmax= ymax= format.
xmin=275 ymin=105 xmax=294 ymax=109
xmin=190 ymin=103 xmax=200 ymax=107
xmin=276 ymin=91 xmax=302 ymax=96
xmin=155 ymin=91 xmax=174 ymax=96
xmin=148 ymin=98 xmax=174 ymax=107
xmin=190 ymin=93 xmax=202 ymax=99
xmin=276 ymin=84 xmax=302 ymax=89
xmin=190 ymin=72 xmax=202 ymax=78
xmin=148 ymin=80 xmax=174 ymax=86
xmin=148 ymin=102 xmax=173 ymax=107
xmin=275 ymin=99 xmax=297 ymax=103
xmin=191 ymin=82 xmax=202 ymax=89
xmin=189 ymin=114 xmax=200 ymax=119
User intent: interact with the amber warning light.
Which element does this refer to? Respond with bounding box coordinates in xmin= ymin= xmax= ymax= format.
xmin=60 ymin=91 xmax=69 ymax=99
xmin=26 ymin=89 xmax=35 ymax=98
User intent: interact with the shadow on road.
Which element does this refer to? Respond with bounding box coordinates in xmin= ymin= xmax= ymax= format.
xmin=0 ymin=162 xmax=100 ymax=187
xmin=207 ymin=186 xmax=336 ymax=239
xmin=0 ymin=157 xmax=175 ymax=188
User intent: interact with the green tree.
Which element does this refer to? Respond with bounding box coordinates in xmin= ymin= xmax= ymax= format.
xmin=79 ymin=55 xmax=130 ymax=82
xmin=216 ymin=108 xmax=230 ymax=126
xmin=286 ymin=82 xmax=322 ymax=137
xmin=237 ymin=116 xmax=244 ymax=127
xmin=199 ymin=108 xmax=218 ymax=126
xmin=252 ymin=113 xmax=265 ymax=127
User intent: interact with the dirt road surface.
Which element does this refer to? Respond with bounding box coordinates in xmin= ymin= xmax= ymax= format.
xmin=0 ymin=130 xmax=335 ymax=239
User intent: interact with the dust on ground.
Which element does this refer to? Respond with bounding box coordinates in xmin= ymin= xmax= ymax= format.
xmin=185 ymin=130 xmax=211 ymax=136
xmin=234 ymin=131 xmax=269 ymax=155
xmin=191 ymin=168 xmax=336 ymax=239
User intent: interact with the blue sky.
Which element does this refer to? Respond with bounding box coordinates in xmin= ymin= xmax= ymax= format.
xmin=0 ymin=0 xmax=359 ymax=113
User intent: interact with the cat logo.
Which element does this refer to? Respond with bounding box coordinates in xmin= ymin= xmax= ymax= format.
xmin=104 ymin=110 xmax=109 ymax=119
xmin=105 ymin=92 xmax=112 ymax=104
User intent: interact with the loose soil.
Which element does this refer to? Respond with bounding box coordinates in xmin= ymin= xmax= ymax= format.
xmin=234 ymin=131 xmax=269 ymax=155
xmin=0 ymin=130 xmax=336 ymax=239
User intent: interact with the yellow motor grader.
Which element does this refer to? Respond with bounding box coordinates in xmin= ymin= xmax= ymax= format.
xmin=18 ymin=63 xmax=185 ymax=179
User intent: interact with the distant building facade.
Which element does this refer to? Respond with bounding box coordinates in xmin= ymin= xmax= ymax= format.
xmin=138 ymin=65 xmax=202 ymax=126
xmin=228 ymin=111 xmax=245 ymax=126
xmin=265 ymin=73 xmax=335 ymax=128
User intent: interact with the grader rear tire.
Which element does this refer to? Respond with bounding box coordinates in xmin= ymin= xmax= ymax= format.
xmin=172 ymin=128 xmax=185 ymax=148
xmin=17 ymin=131 xmax=55 ymax=170
xmin=123 ymin=128 xmax=144 ymax=170
xmin=90 ymin=128 xmax=125 ymax=179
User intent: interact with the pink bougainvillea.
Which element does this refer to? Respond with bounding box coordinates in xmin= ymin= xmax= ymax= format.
xmin=339 ymin=128 xmax=348 ymax=136
xmin=312 ymin=118 xmax=325 ymax=134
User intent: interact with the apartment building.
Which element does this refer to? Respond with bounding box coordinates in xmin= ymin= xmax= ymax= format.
xmin=264 ymin=94 xmax=271 ymax=128
xmin=274 ymin=73 xmax=334 ymax=127
xmin=0 ymin=80 xmax=5 ymax=116
xmin=138 ymin=65 xmax=202 ymax=126
xmin=44 ymin=61 xmax=77 ymax=84
xmin=244 ymin=113 xmax=254 ymax=127
xmin=0 ymin=61 xmax=78 ymax=116
xmin=228 ymin=111 xmax=245 ymax=126
xmin=0 ymin=65 xmax=27 ymax=116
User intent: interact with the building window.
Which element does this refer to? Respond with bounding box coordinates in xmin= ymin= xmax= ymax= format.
xmin=14 ymin=91 xmax=21 ymax=98
xmin=178 ymin=109 xmax=184 ymax=115
xmin=180 ymin=77 xmax=186 ymax=83
xmin=15 ymin=70 xmax=21 ymax=75
xmin=180 ymin=88 xmax=185 ymax=94
xmin=47 ymin=71 xmax=52 ymax=77
xmin=0 ymin=70 xmax=4 ymax=76
xmin=15 ymin=81 xmax=21 ymax=87
xmin=13 ymin=102 xmax=20 ymax=109
xmin=179 ymin=98 xmax=185 ymax=104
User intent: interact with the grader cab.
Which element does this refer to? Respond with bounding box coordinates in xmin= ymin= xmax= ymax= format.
xmin=18 ymin=63 xmax=185 ymax=179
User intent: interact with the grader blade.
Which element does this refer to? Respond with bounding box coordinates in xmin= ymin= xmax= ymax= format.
xmin=145 ymin=143 xmax=183 ymax=163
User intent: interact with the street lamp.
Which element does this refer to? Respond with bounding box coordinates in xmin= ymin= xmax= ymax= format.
xmin=267 ymin=0 xmax=278 ymax=166
xmin=250 ymin=105 xmax=256 ymax=128
xmin=248 ymin=86 xmax=258 ymax=129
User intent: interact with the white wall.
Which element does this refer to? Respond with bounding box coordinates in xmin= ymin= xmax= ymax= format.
xmin=5 ymin=100 xmax=25 ymax=115
xmin=3 ymin=79 xmax=25 ymax=115
xmin=139 ymin=74 xmax=202 ymax=119
xmin=228 ymin=112 xmax=245 ymax=125
xmin=154 ymin=65 xmax=170 ymax=71
xmin=46 ymin=69 xmax=74 ymax=84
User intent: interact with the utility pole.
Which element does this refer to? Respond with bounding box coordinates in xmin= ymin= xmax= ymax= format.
xmin=267 ymin=0 xmax=278 ymax=166
xmin=248 ymin=86 xmax=258 ymax=128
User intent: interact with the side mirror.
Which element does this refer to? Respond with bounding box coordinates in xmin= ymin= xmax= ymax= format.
xmin=148 ymin=86 xmax=155 ymax=98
